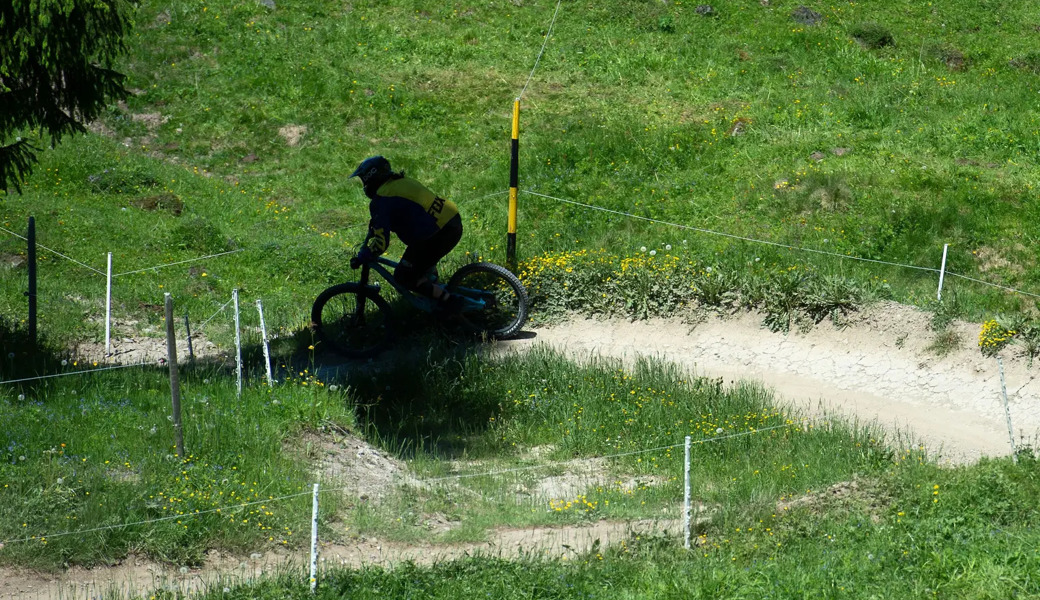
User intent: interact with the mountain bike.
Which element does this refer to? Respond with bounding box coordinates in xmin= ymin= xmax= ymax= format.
xmin=311 ymin=256 xmax=529 ymax=358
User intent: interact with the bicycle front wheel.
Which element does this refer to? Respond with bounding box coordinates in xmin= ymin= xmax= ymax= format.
xmin=311 ymin=283 xmax=395 ymax=359
xmin=446 ymin=262 xmax=528 ymax=339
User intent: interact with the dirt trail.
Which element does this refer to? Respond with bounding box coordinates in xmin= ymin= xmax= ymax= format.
xmin=500 ymin=302 xmax=1039 ymax=465
xmin=0 ymin=520 xmax=679 ymax=599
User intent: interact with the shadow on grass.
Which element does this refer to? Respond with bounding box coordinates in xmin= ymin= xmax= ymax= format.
xmin=251 ymin=305 xmax=536 ymax=461
xmin=0 ymin=315 xmax=75 ymax=395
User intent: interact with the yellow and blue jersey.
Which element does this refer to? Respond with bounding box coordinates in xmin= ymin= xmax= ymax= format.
xmin=362 ymin=176 xmax=459 ymax=257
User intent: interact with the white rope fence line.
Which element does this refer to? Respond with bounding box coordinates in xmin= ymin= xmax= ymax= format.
xmin=524 ymin=190 xmax=942 ymax=274
xmin=0 ymin=225 xmax=106 ymax=276
xmin=423 ymin=422 xmax=797 ymax=483
xmin=0 ymin=422 xmax=799 ymax=547
xmin=114 ymin=248 xmax=247 ymax=277
xmin=524 ymin=189 xmax=1040 ymax=301
xmin=192 ymin=297 xmax=236 ymax=337
xmin=945 ymin=270 xmax=1040 ymax=301
xmin=517 ymin=0 xmax=564 ymax=100
xmin=468 ymin=189 xmax=511 ymax=203
xmin=0 ymin=361 xmax=151 ymax=385
xmin=0 ymin=489 xmax=316 ymax=546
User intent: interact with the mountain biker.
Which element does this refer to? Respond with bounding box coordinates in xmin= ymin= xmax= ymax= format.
xmin=348 ymin=155 xmax=465 ymax=312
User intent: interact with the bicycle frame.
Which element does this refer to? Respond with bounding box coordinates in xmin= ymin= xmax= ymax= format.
xmin=355 ymin=257 xmax=488 ymax=313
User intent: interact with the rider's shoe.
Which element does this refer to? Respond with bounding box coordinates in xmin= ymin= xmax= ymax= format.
xmin=436 ymin=293 xmax=466 ymax=316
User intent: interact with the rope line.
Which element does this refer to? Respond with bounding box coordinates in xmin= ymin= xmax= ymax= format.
xmin=0 ymin=423 xmax=798 ymax=546
xmin=945 ymin=270 xmax=1040 ymax=301
xmin=0 ymin=489 xmax=314 ymax=546
xmin=517 ymin=0 xmax=563 ymax=100
xmin=0 ymin=361 xmax=150 ymax=385
xmin=468 ymin=190 xmax=511 ymax=203
xmin=525 ymin=189 xmax=1040 ymax=300
xmin=194 ymin=298 xmax=235 ymax=335
xmin=524 ymin=190 xmax=944 ymax=275
xmin=114 ymin=249 xmax=247 ymax=277
xmin=0 ymin=226 xmax=106 ymax=276
xmin=422 ymin=422 xmax=796 ymax=483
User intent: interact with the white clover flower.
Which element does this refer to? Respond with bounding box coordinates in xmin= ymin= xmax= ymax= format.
xmin=706 ymin=266 xmax=713 ymax=273
xmin=17 ymin=394 xmax=24 ymax=401
xmin=665 ymin=244 xmax=672 ymax=250
xmin=649 ymin=250 xmax=657 ymax=256
xmin=715 ymin=428 xmax=724 ymax=434
xmin=640 ymin=246 xmax=647 ymax=253
xmin=61 ymin=359 xmax=68 ymax=366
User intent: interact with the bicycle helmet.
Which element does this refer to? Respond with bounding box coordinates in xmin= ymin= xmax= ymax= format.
xmin=350 ymin=155 xmax=392 ymax=188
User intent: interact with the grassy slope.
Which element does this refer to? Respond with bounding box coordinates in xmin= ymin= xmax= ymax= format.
xmin=2 ymin=0 xmax=1040 ymax=345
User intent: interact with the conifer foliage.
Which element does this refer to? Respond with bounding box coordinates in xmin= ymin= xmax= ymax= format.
xmin=0 ymin=0 xmax=136 ymax=192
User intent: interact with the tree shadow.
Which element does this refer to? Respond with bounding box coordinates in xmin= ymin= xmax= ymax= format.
xmin=0 ymin=316 xmax=76 ymax=397
xmin=263 ymin=311 xmax=537 ymax=461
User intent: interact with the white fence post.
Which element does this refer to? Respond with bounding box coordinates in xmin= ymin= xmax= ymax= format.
xmin=683 ymin=435 xmax=691 ymax=550
xmin=937 ymin=243 xmax=949 ymax=301
xmin=997 ymin=358 xmax=1018 ymax=461
xmin=233 ymin=289 xmax=242 ymax=397
xmin=310 ymin=482 xmax=320 ymax=593
xmin=257 ymin=299 xmax=274 ymax=387
xmin=105 ymin=252 xmax=112 ymax=356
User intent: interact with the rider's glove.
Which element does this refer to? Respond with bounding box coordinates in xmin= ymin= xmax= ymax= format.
xmin=350 ymin=248 xmax=373 ymax=270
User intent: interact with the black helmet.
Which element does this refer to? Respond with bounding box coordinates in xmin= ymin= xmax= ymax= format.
xmin=350 ymin=156 xmax=392 ymax=187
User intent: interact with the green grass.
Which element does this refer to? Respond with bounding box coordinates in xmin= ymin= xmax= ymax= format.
xmin=187 ymin=454 xmax=1040 ymax=599
xmin=325 ymin=346 xmax=900 ymax=545
xmin=0 ymin=354 xmax=355 ymax=569
xmin=3 ymin=0 xmax=1040 ymax=347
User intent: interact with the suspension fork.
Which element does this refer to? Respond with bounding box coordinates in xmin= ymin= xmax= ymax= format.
xmin=353 ymin=264 xmax=372 ymax=323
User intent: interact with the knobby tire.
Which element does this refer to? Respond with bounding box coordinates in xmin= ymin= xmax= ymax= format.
xmin=311 ymin=283 xmax=395 ymax=359
xmin=447 ymin=262 xmax=528 ymax=339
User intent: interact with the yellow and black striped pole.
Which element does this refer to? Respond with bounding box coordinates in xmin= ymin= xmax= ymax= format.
xmin=507 ymin=98 xmax=520 ymax=271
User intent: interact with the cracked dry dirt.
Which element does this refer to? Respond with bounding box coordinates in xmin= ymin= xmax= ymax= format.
xmin=4 ymin=302 xmax=1038 ymax=599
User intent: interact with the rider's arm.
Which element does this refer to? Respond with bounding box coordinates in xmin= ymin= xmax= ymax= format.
xmin=359 ymin=202 xmax=391 ymax=260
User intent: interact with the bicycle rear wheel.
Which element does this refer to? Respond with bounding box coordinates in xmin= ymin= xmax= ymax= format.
xmin=446 ymin=262 xmax=528 ymax=339
xmin=311 ymin=283 xmax=395 ymax=358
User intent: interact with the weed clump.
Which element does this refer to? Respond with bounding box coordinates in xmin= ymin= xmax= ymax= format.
xmin=791 ymin=6 xmax=823 ymax=26
xmin=923 ymin=43 xmax=967 ymax=71
xmin=518 ymin=249 xmax=872 ymax=332
xmin=850 ymin=22 xmax=894 ymax=49
xmin=171 ymin=217 xmax=237 ymax=253
xmin=1009 ymin=52 xmax=1040 ymax=74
